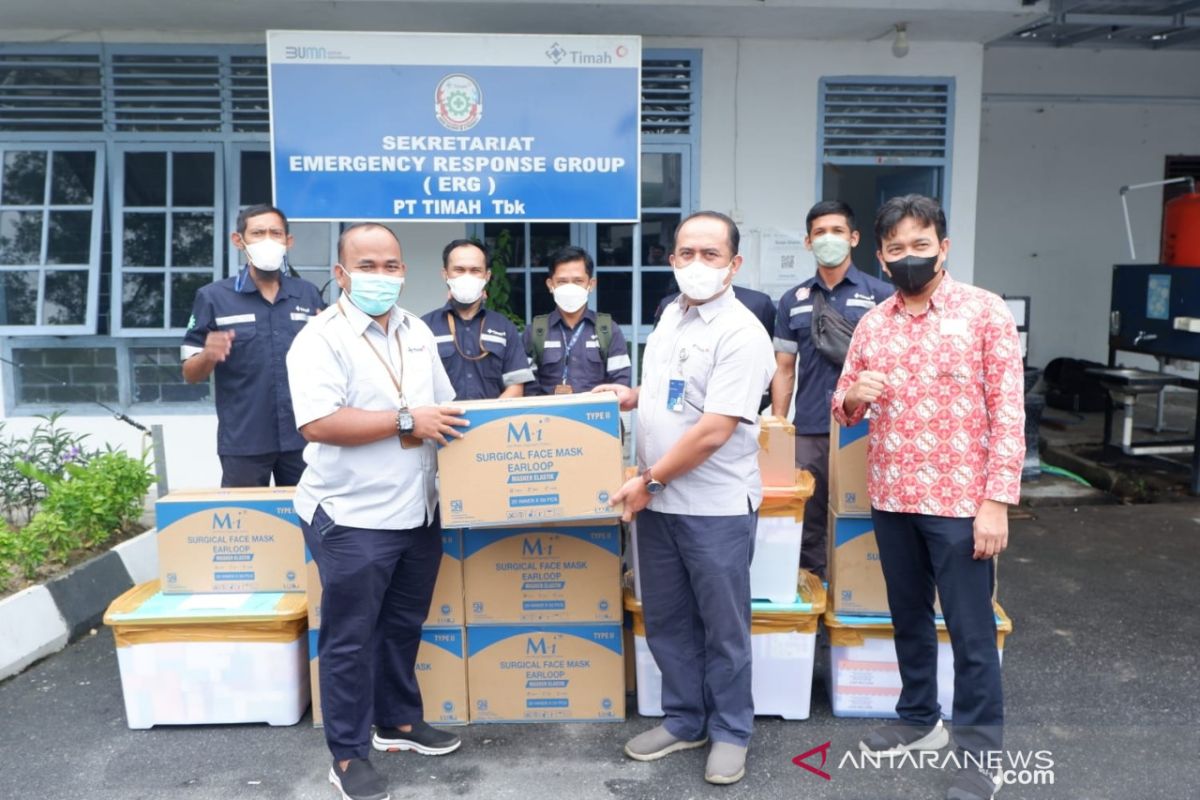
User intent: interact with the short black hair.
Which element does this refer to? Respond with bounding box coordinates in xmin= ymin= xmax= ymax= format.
xmin=806 ymin=200 xmax=856 ymax=233
xmin=547 ymin=245 xmax=594 ymax=278
xmin=675 ymin=211 xmax=741 ymax=255
xmin=442 ymin=238 xmax=489 ymax=269
xmin=237 ymin=204 xmax=289 ymax=235
xmin=874 ymin=194 xmax=947 ymax=244
xmin=337 ymin=222 xmax=401 ymax=263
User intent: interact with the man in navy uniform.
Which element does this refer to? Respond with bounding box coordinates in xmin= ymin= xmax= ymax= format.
xmin=182 ymin=204 xmax=324 ymax=487
xmin=422 ymin=239 xmax=532 ymax=400
xmin=770 ymin=200 xmax=892 ymax=578
xmin=523 ymin=245 xmax=632 ymax=395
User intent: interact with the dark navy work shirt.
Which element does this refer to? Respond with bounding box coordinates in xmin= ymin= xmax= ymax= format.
xmin=181 ymin=270 xmax=324 ymax=456
xmin=522 ymin=308 xmax=632 ymax=395
xmin=421 ymin=303 xmax=533 ymax=401
xmin=773 ymin=265 xmax=894 ymax=435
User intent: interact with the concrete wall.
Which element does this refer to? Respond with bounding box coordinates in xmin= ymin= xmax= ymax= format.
xmin=974 ymin=47 xmax=1200 ymax=370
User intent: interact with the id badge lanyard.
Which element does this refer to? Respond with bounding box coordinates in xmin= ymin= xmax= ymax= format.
xmin=560 ymin=322 xmax=587 ymax=389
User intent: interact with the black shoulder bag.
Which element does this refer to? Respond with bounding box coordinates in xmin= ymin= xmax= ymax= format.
xmin=810 ymin=289 xmax=858 ymax=367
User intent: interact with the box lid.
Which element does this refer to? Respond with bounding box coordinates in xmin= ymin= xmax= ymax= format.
xmin=104 ymin=580 xmax=308 ymax=626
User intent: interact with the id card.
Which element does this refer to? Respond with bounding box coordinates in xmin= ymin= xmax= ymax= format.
xmin=667 ymin=379 xmax=686 ymax=413
xmin=554 ymin=384 xmax=574 ymax=395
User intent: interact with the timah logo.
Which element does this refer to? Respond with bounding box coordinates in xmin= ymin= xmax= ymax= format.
xmin=793 ymin=741 xmax=833 ymax=781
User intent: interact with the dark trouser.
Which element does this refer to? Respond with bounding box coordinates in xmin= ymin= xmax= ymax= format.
xmin=794 ymin=434 xmax=830 ymax=579
xmin=636 ymin=508 xmax=756 ymax=746
xmin=301 ymin=504 xmax=442 ymax=761
xmin=219 ymin=449 xmax=306 ymax=487
xmin=871 ymin=508 xmax=1003 ymax=757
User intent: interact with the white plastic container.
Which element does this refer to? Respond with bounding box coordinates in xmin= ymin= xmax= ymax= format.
xmin=825 ymin=606 xmax=1012 ymax=719
xmin=625 ymin=571 xmax=824 ymax=720
xmin=105 ymin=581 xmax=310 ymax=729
xmin=631 ymin=474 xmax=814 ymax=605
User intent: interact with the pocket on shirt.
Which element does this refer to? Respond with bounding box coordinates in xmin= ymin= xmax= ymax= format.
xmin=224 ymin=322 xmax=257 ymax=343
xmin=436 ymin=339 xmax=457 ymax=361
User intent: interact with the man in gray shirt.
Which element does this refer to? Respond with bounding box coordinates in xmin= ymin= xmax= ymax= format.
xmin=597 ymin=211 xmax=776 ymax=786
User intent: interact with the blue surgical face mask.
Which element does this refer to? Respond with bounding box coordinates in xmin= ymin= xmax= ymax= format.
xmin=345 ymin=270 xmax=404 ymax=316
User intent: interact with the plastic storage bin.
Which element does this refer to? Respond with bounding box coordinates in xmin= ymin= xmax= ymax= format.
xmin=626 ymin=570 xmax=825 ymax=720
xmin=631 ymin=470 xmax=814 ymax=605
xmin=104 ymin=581 xmax=310 ymax=729
xmin=824 ymin=604 xmax=1012 ymax=719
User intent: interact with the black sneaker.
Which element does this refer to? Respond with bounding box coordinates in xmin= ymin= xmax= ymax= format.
xmin=946 ymin=765 xmax=1002 ymax=800
xmin=328 ymin=758 xmax=389 ymax=800
xmin=859 ymin=719 xmax=950 ymax=754
xmin=372 ymin=720 xmax=462 ymax=756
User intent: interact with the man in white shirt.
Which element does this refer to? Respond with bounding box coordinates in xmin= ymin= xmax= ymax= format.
xmin=288 ymin=223 xmax=467 ymax=800
xmin=597 ymin=211 xmax=776 ymax=786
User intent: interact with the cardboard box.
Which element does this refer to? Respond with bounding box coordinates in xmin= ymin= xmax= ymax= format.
xmin=464 ymin=522 xmax=621 ymax=624
xmin=825 ymin=605 xmax=1012 ymax=718
xmin=466 ymin=624 xmax=624 ymax=723
xmin=416 ymin=627 xmax=469 ymax=726
xmin=104 ymin=581 xmax=310 ymax=729
xmin=758 ymin=416 xmax=796 ymax=487
xmin=310 ymin=626 xmax=469 ymax=728
xmin=437 ymin=394 xmax=623 ymax=528
xmin=829 ymin=416 xmax=870 ymax=516
xmin=156 ymin=488 xmax=306 ymax=594
xmin=827 ymin=512 xmax=1003 ymax=617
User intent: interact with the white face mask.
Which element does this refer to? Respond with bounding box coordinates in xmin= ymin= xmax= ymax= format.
xmin=447 ymin=274 xmax=487 ymax=305
xmin=552 ymin=283 xmax=590 ymax=313
xmin=243 ymin=239 xmax=287 ymax=272
xmin=674 ymin=260 xmax=731 ymax=302
xmin=811 ymin=234 xmax=852 ymax=268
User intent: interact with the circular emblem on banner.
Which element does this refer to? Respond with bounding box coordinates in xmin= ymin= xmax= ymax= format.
xmin=435 ymin=74 xmax=483 ymax=131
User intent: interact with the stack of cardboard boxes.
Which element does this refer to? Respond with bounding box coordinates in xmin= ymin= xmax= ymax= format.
xmin=104 ymin=488 xmax=311 ymax=729
xmin=437 ymin=393 xmax=627 ymax=724
xmin=824 ymin=417 xmax=1011 ymax=718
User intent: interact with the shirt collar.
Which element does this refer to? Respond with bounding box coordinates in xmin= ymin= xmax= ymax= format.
xmin=548 ymin=307 xmax=596 ymax=329
xmin=692 ymin=285 xmax=736 ymax=323
xmin=440 ymin=300 xmax=487 ymax=321
xmin=236 ymin=266 xmax=299 ymax=300
xmin=806 ymin=263 xmax=866 ymax=292
xmin=338 ymin=297 xmax=411 ymax=336
xmin=885 ymin=270 xmax=955 ymax=316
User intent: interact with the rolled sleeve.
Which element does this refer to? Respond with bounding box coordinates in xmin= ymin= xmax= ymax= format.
xmin=180 ymin=288 xmax=214 ymax=361
xmin=287 ymin=327 xmax=348 ymax=429
xmin=703 ymin=326 xmax=775 ymax=422
xmin=981 ymin=298 xmax=1026 ymax=505
xmin=604 ymin=324 xmax=632 ymax=386
xmin=831 ymin=324 xmax=868 ymax=427
xmin=500 ymin=319 xmax=534 ymax=386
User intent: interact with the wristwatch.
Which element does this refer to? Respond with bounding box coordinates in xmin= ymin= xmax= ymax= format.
xmin=395 ymin=408 xmax=415 ymax=437
xmin=642 ymin=468 xmax=667 ymax=495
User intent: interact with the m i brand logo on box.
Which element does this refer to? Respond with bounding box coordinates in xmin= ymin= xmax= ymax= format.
xmin=212 ymin=511 xmax=245 ymax=530
xmin=522 ymin=538 xmax=550 ymax=557
xmin=526 ymin=637 xmax=557 ymax=655
xmin=507 ymin=421 xmax=543 ymax=443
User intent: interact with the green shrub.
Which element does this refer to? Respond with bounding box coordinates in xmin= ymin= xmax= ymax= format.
xmin=0 ymin=413 xmax=96 ymax=526
xmin=42 ymin=450 xmax=154 ymax=548
xmin=9 ymin=523 xmax=51 ymax=580
xmin=22 ymin=510 xmax=78 ymax=565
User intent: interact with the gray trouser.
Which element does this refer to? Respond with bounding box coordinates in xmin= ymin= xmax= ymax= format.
xmin=636 ymin=508 xmax=756 ymax=746
xmin=795 ymin=434 xmax=830 ymax=579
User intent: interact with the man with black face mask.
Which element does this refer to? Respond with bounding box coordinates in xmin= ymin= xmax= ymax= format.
xmin=832 ymin=195 xmax=1025 ymax=800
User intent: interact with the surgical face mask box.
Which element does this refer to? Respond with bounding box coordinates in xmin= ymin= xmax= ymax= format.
xmin=310 ymin=626 xmax=468 ymax=728
xmin=757 ymin=416 xmax=796 ymax=488
xmin=156 ymin=488 xmax=305 ymax=594
xmin=466 ymin=624 xmax=624 ymax=723
xmin=825 ymin=605 xmax=1012 ymax=718
xmin=463 ymin=522 xmax=621 ymax=624
xmin=626 ymin=571 xmax=825 ymax=720
xmin=829 ymin=416 xmax=870 ymax=516
xmin=303 ymin=529 xmax=463 ymax=630
xmin=436 ymin=393 xmax=623 ymax=529
xmin=103 ymin=581 xmax=310 ymax=729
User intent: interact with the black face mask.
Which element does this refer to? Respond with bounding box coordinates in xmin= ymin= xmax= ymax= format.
xmin=884 ymin=254 xmax=939 ymax=294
